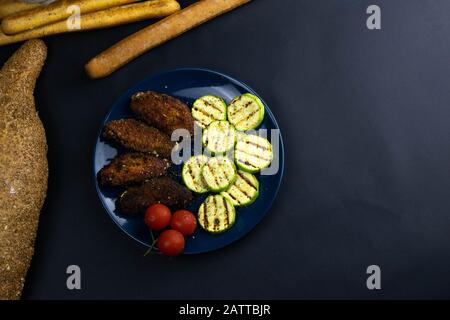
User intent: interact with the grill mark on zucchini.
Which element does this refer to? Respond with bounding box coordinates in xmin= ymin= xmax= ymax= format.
xmin=235 ymin=108 xmax=259 ymax=127
xmin=230 ymin=96 xmax=242 ymax=107
xmin=208 ymin=163 xmax=220 ymax=189
xmin=230 ymin=100 xmax=252 ymax=117
xmin=230 ymin=187 xmax=251 ymax=205
xmin=195 ymin=117 xmax=212 ymax=128
xmin=220 ymin=164 xmax=230 ymax=182
xmin=192 ymin=106 xmax=210 ymax=117
xmin=185 ymin=164 xmax=196 ymax=187
xmin=192 ymin=106 xmax=216 ymax=125
xmin=232 ymin=178 xmax=254 ymax=200
xmin=236 ymin=149 xmax=272 ymax=162
xmin=186 ymin=168 xmax=201 ymax=190
xmin=203 ymin=200 xmax=209 ymax=229
xmin=238 ymin=172 xmax=258 ymax=190
xmin=236 ymin=185 xmax=253 ymax=200
xmin=214 ymin=218 xmax=220 ymax=230
xmin=232 ymin=101 xmax=258 ymax=121
xmin=203 ymin=98 xmax=223 ymax=113
xmin=212 ymin=196 xmax=218 ymax=231
xmin=237 ymin=158 xmax=258 ymax=169
xmin=226 ymin=191 xmax=239 ymax=202
xmin=245 ymin=140 xmax=270 ymax=151
xmin=223 ymin=197 xmax=230 ymax=227
xmin=198 ymin=119 xmax=210 ymax=128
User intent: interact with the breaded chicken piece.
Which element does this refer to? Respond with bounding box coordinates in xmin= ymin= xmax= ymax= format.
xmin=131 ymin=91 xmax=195 ymax=136
xmin=102 ymin=119 xmax=174 ymax=158
xmin=97 ymin=153 xmax=170 ymax=187
xmin=118 ymin=176 xmax=193 ymax=215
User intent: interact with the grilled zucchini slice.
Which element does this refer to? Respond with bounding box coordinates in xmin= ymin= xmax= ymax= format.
xmin=198 ymin=194 xmax=236 ymax=233
xmin=235 ymin=134 xmax=273 ymax=173
xmin=192 ymin=95 xmax=227 ymax=129
xmin=227 ymin=93 xmax=265 ymax=131
xmin=221 ymin=171 xmax=259 ymax=207
xmin=202 ymin=120 xmax=236 ymax=154
xmin=201 ymin=156 xmax=237 ymax=192
xmin=182 ymin=155 xmax=209 ymax=193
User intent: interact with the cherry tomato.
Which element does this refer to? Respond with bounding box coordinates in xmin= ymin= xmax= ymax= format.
xmin=157 ymin=230 xmax=185 ymax=256
xmin=144 ymin=204 xmax=171 ymax=231
xmin=171 ymin=210 xmax=197 ymax=236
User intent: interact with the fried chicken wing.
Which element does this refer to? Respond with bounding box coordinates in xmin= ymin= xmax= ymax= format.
xmin=118 ymin=176 xmax=193 ymax=215
xmin=102 ymin=119 xmax=174 ymax=158
xmin=97 ymin=153 xmax=170 ymax=187
xmin=130 ymin=91 xmax=195 ymax=136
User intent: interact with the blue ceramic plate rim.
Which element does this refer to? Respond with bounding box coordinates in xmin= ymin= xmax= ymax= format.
xmin=93 ymin=67 xmax=285 ymax=254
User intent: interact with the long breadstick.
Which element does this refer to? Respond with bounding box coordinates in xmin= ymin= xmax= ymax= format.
xmin=1 ymin=0 xmax=141 ymax=35
xmin=0 ymin=0 xmax=180 ymax=46
xmin=0 ymin=0 xmax=42 ymax=19
xmin=85 ymin=0 xmax=252 ymax=79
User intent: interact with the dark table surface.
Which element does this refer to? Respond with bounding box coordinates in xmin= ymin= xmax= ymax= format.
xmin=1 ymin=0 xmax=450 ymax=299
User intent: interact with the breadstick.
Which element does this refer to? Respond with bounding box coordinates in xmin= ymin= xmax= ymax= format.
xmin=2 ymin=0 xmax=141 ymax=35
xmin=85 ymin=0 xmax=252 ymax=79
xmin=0 ymin=0 xmax=180 ymax=46
xmin=0 ymin=39 xmax=48 ymax=300
xmin=0 ymin=0 xmax=42 ymax=19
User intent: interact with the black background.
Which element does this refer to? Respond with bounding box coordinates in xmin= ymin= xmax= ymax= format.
xmin=1 ymin=0 xmax=450 ymax=299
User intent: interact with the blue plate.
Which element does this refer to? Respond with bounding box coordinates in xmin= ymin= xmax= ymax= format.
xmin=93 ymin=68 xmax=284 ymax=254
